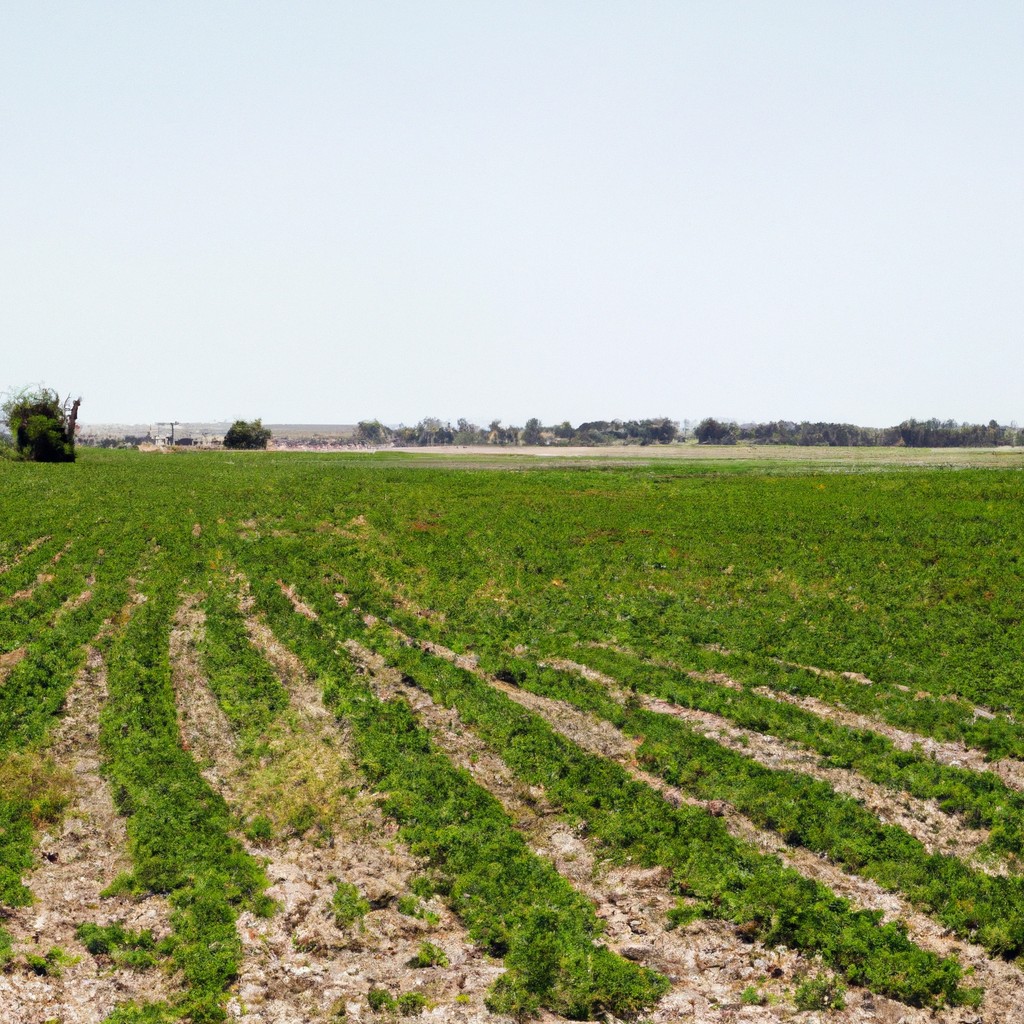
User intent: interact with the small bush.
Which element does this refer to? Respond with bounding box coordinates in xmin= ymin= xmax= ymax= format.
xmin=332 ymin=883 xmax=370 ymax=928
xmin=244 ymin=816 xmax=274 ymax=843
xmin=794 ymin=973 xmax=846 ymax=1011
xmin=75 ymin=922 xmax=157 ymax=970
xmin=24 ymin=946 xmax=78 ymax=977
xmin=367 ymin=988 xmax=396 ymax=1012
xmin=397 ymin=992 xmax=427 ymax=1015
xmin=740 ymin=985 xmax=765 ymax=1006
xmin=410 ymin=941 xmax=448 ymax=968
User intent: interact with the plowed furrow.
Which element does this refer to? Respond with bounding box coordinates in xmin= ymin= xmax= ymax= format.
xmin=754 ymin=686 xmax=1024 ymax=792
xmin=345 ymin=639 xmax=837 ymax=1021
xmin=4 ymin=571 xmax=56 ymax=605
xmin=463 ymin=664 xmax=1024 ymax=1023
xmin=169 ymin=597 xmax=508 ymax=1023
xmin=542 ymin=658 xmax=996 ymax=869
xmin=170 ymin=595 xmax=243 ymax=788
xmin=777 ymin=656 xmax=1009 ymax=721
xmin=0 ymin=645 xmax=177 ymax=1024
xmin=0 ymin=536 xmax=50 ymax=575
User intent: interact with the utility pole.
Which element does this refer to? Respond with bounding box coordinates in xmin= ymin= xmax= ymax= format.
xmin=157 ymin=421 xmax=180 ymax=445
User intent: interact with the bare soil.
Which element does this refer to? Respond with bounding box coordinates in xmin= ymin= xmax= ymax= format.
xmin=754 ymin=686 xmax=1024 ymax=792
xmin=0 ymin=646 xmax=179 ymax=1024
xmin=541 ymin=659 xmax=998 ymax=871
xmin=166 ymin=592 xmax=511 ymax=1024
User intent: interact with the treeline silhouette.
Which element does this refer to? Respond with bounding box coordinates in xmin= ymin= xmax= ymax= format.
xmin=694 ymin=418 xmax=1022 ymax=447
xmin=356 ymin=416 xmax=679 ymax=446
xmin=355 ymin=416 xmax=1023 ymax=448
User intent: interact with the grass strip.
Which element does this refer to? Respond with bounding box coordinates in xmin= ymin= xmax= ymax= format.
xmin=488 ymin=653 xmax=1024 ymax=961
xmin=569 ymin=645 xmax=1024 ymax=860
xmin=643 ymin=637 xmax=1024 ymax=761
xmin=99 ymin=555 xmax=272 ymax=1023
xmin=239 ymin=568 xmax=670 ymax=1021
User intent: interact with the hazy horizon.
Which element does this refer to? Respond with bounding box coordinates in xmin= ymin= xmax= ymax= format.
xmin=4 ymin=3 xmax=1021 ymax=426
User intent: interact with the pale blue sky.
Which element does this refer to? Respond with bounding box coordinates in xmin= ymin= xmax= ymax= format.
xmin=2 ymin=2 xmax=1021 ymax=427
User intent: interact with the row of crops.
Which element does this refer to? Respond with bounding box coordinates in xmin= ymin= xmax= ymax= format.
xmin=3 ymin=449 xmax=1024 ymax=1020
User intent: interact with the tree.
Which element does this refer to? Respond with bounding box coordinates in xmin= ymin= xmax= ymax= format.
xmin=522 ymin=417 xmax=544 ymax=445
xmin=2 ymin=386 xmax=80 ymax=462
xmin=223 ymin=419 xmax=272 ymax=450
xmin=695 ymin=417 xmax=737 ymax=444
xmin=355 ymin=420 xmax=392 ymax=444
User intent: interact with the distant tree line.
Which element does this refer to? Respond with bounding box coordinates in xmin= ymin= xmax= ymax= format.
xmin=694 ymin=418 xmax=1022 ymax=448
xmin=355 ymin=417 xmax=680 ymax=447
xmin=354 ymin=416 xmax=1024 ymax=449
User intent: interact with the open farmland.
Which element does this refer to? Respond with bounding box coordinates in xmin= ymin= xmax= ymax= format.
xmin=4 ymin=449 xmax=1024 ymax=1023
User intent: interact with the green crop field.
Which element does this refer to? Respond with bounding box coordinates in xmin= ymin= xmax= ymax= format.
xmin=3 ymin=448 xmax=1024 ymax=1023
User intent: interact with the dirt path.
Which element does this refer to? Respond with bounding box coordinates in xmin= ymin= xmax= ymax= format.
xmin=345 ymin=639 xmax=830 ymax=1023
xmin=469 ymin=667 xmax=1024 ymax=1024
xmin=168 ymin=591 xmax=508 ymax=1024
xmin=0 ymin=645 xmax=178 ymax=1024
xmin=752 ymin=686 xmax=1024 ymax=793
xmin=542 ymin=658 xmax=999 ymax=871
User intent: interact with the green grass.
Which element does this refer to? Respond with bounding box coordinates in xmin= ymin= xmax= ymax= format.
xmin=3 ymin=448 xmax=1024 ymax=1016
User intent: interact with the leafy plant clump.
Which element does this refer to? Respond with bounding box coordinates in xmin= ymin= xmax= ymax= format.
xmin=410 ymin=941 xmax=448 ymax=968
xmin=2 ymin=386 xmax=80 ymax=462
xmin=397 ymin=992 xmax=428 ymax=1015
xmin=76 ymin=921 xmax=159 ymax=969
xmin=794 ymin=972 xmax=847 ymax=1011
xmin=367 ymin=988 xmax=396 ymax=1012
xmin=223 ymin=420 xmax=272 ymax=450
xmin=332 ymin=882 xmax=370 ymax=928
xmin=24 ymin=945 xmax=79 ymax=977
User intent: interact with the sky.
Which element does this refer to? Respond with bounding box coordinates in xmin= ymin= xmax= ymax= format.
xmin=2 ymin=2 xmax=1022 ymax=428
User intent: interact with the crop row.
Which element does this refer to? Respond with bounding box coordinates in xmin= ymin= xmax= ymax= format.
xmin=229 ymin=561 xmax=671 ymax=1019
xmin=0 ymin=519 xmax=151 ymax=946
xmin=555 ymin=645 xmax=1024 ymax=860
xmin=479 ymin=652 xmax=1024 ymax=959
xmin=639 ymin=638 xmax=1024 ymax=762
xmin=228 ymin=536 xmax=974 ymax=1009
xmin=97 ymin=544 xmax=275 ymax=1023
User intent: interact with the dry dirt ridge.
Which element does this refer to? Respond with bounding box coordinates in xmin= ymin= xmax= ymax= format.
xmin=4 ymin=588 xmax=1022 ymax=1023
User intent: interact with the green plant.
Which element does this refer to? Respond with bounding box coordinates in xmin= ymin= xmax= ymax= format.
xmin=367 ymin=988 xmax=396 ymax=1012
xmin=24 ymin=946 xmax=78 ymax=977
xmin=332 ymin=883 xmax=370 ymax=928
xmin=223 ymin=420 xmax=272 ymax=451
xmin=244 ymin=816 xmax=274 ymax=843
xmin=76 ymin=921 xmax=157 ymax=969
xmin=397 ymin=992 xmax=427 ymax=1015
xmin=740 ymin=985 xmax=764 ymax=1006
xmin=410 ymin=941 xmax=448 ymax=968
xmin=794 ymin=973 xmax=846 ymax=1011
xmin=2 ymin=386 xmax=80 ymax=462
